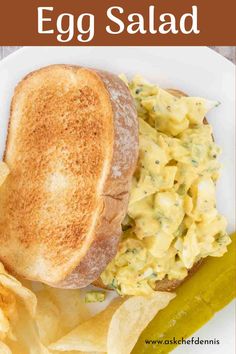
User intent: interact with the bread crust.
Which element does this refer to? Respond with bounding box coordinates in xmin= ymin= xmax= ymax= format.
xmin=0 ymin=65 xmax=138 ymax=288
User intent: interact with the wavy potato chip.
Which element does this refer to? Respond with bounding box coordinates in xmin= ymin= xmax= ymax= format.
xmin=33 ymin=286 xmax=91 ymax=346
xmin=0 ymin=271 xmax=37 ymax=318
xmin=0 ymin=341 xmax=12 ymax=354
xmin=50 ymin=298 xmax=124 ymax=352
xmin=35 ymin=291 xmax=61 ymax=346
xmin=47 ymin=287 xmax=91 ymax=331
xmin=0 ymin=307 xmax=10 ymax=339
xmin=50 ymin=292 xmax=175 ymax=354
xmin=0 ymin=263 xmax=37 ymax=324
xmin=7 ymin=304 xmax=50 ymax=354
xmin=0 ymin=263 xmax=47 ymax=354
xmin=107 ymin=292 xmax=175 ymax=354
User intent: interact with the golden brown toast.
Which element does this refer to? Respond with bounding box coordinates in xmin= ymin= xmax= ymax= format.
xmin=0 ymin=65 xmax=139 ymax=288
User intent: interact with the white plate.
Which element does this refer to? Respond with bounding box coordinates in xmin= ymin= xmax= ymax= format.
xmin=0 ymin=46 xmax=235 ymax=353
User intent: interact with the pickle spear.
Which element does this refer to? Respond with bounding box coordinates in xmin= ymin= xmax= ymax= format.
xmin=132 ymin=233 xmax=236 ymax=354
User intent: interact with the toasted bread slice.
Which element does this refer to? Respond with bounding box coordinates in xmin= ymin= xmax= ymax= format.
xmin=0 ymin=65 xmax=139 ymax=288
xmin=94 ymin=89 xmax=209 ymax=292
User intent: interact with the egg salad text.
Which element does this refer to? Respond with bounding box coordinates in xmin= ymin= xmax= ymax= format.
xmin=101 ymin=76 xmax=231 ymax=296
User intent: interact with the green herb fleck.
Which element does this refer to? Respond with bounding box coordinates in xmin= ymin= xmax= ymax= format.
xmin=191 ymin=159 xmax=198 ymax=167
xmin=177 ymin=184 xmax=186 ymax=195
xmin=85 ymin=291 xmax=106 ymax=303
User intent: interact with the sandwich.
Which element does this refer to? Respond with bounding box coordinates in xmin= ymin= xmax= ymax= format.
xmin=0 ymin=67 xmax=230 ymax=295
xmin=0 ymin=65 xmax=139 ymax=288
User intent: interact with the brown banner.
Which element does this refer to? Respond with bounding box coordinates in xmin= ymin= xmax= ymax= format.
xmin=0 ymin=0 xmax=235 ymax=45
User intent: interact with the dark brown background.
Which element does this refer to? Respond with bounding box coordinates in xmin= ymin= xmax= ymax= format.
xmin=0 ymin=0 xmax=235 ymax=45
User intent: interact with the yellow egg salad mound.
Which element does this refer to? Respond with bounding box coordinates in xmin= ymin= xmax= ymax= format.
xmin=101 ymin=76 xmax=231 ymax=296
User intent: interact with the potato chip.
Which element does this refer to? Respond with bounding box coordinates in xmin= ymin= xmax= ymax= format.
xmin=35 ymin=290 xmax=61 ymax=346
xmin=0 ymin=263 xmax=45 ymax=353
xmin=0 ymin=341 xmax=12 ymax=354
xmin=32 ymin=286 xmax=92 ymax=346
xmin=49 ymin=297 xmax=124 ymax=352
xmin=0 ymin=161 xmax=9 ymax=186
xmin=50 ymin=292 xmax=175 ymax=354
xmin=0 ymin=271 xmax=37 ymax=317
xmin=9 ymin=304 xmax=50 ymax=354
xmin=0 ymin=308 xmax=10 ymax=339
xmin=47 ymin=287 xmax=91 ymax=331
xmin=107 ymin=292 xmax=175 ymax=354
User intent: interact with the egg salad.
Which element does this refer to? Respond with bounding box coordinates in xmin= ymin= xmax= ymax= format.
xmin=101 ymin=76 xmax=231 ymax=296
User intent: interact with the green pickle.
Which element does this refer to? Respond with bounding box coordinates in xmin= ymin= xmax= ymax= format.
xmin=132 ymin=233 xmax=236 ymax=354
